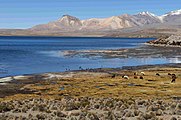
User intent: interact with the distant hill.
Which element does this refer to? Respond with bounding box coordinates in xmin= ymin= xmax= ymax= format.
xmin=0 ymin=9 xmax=181 ymax=37
xmin=30 ymin=9 xmax=181 ymax=31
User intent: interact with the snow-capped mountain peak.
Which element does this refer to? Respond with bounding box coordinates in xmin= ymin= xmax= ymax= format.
xmin=31 ymin=9 xmax=181 ymax=31
xmin=161 ymin=9 xmax=181 ymax=18
xmin=159 ymin=9 xmax=181 ymax=22
xmin=167 ymin=9 xmax=181 ymax=16
xmin=138 ymin=11 xmax=157 ymax=17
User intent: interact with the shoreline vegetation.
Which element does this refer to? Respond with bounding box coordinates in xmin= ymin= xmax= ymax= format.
xmin=0 ymin=35 xmax=181 ymax=119
xmin=0 ymin=63 xmax=181 ymax=119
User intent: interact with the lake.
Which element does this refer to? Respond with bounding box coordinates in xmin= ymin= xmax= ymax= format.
xmin=0 ymin=36 xmax=179 ymax=77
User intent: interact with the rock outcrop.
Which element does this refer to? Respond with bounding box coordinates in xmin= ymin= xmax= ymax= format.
xmin=148 ymin=35 xmax=181 ymax=46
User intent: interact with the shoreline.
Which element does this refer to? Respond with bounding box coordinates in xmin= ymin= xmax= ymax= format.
xmin=0 ymin=63 xmax=181 ymax=98
xmin=0 ymin=63 xmax=181 ymax=119
xmin=1 ymin=35 xmax=181 ymax=119
xmin=1 ymin=35 xmax=180 ymax=82
xmin=0 ymin=59 xmax=181 ymax=120
xmin=145 ymin=42 xmax=181 ymax=48
xmin=1 ymin=62 xmax=181 ymax=82
xmin=0 ymin=35 xmax=156 ymax=39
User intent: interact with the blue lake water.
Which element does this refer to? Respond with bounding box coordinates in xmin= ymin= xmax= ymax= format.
xmin=0 ymin=36 xmax=178 ymax=77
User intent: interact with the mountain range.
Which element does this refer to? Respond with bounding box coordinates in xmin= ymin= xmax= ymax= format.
xmin=0 ymin=9 xmax=181 ymax=37
xmin=30 ymin=9 xmax=181 ymax=32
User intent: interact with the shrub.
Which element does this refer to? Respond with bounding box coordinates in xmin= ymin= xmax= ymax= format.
xmin=0 ymin=104 xmax=13 ymax=112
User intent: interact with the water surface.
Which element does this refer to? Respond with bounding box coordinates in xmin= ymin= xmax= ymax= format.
xmin=0 ymin=36 xmax=179 ymax=77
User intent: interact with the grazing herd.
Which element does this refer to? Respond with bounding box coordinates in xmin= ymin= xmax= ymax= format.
xmin=112 ymin=71 xmax=178 ymax=83
xmin=120 ymin=72 xmax=144 ymax=80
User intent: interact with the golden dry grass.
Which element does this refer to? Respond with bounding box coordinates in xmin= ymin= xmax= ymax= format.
xmin=1 ymin=67 xmax=181 ymax=101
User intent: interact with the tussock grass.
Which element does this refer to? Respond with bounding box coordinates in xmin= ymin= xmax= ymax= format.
xmin=1 ymin=67 xmax=181 ymax=101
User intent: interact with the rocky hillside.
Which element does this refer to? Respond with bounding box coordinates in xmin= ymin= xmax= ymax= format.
xmin=0 ymin=9 xmax=181 ymax=37
xmin=30 ymin=9 xmax=181 ymax=32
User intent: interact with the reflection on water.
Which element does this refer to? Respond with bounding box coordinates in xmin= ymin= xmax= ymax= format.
xmin=0 ymin=36 xmax=180 ymax=77
xmin=38 ymin=51 xmax=64 ymax=58
xmin=169 ymin=57 xmax=181 ymax=63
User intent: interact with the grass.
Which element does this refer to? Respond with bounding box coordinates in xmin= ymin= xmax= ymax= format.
xmin=1 ymin=67 xmax=181 ymax=101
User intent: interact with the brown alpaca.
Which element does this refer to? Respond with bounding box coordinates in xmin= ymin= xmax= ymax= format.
xmin=171 ymin=74 xmax=177 ymax=83
xmin=140 ymin=76 xmax=143 ymax=79
xmin=134 ymin=76 xmax=138 ymax=79
xmin=156 ymin=73 xmax=160 ymax=76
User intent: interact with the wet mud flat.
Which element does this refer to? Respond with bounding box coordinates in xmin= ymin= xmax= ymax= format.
xmin=0 ymin=75 xmax=47 ymax=98
xmin=0 ymin=63 xmax=181 ymax=99
xmin=62 ymin=45 xmax=181 ymax=59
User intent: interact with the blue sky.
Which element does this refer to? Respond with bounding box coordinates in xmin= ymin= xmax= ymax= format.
xmin=0 ymin=0 xmax=180 ymax=29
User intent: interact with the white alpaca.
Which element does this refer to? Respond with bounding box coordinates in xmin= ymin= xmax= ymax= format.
xmin=123 ymin=75 xmax=129 ymax=79
xmin=141 ymin=72 xmax=145 ymax=76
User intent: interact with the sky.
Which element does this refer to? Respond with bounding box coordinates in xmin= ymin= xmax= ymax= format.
xmin=0 ymin=0 xmax=180 ymax=29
